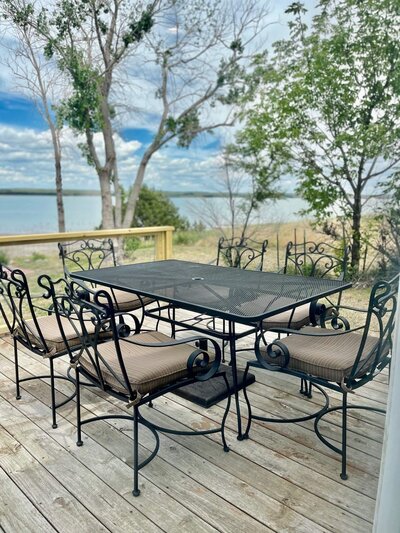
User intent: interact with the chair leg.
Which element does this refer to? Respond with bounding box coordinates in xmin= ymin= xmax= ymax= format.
xmin=14 ymin=338 xmax=21 ymax=400
xmin=76 ymin=368 xmax=83 ymax=447
xmin=132 ymin=405 xmax=140 ymax=497
xmin=243 ymin=364 xmax=253 ymax=439
xmin=49 ymin=358 xmax=58 ymax=429
xmin=341 ymin=392 xmax=348 ymax=480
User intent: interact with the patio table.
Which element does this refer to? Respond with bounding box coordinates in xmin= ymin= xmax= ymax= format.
xmin=71 ymin=259 xmax=352 ymax=438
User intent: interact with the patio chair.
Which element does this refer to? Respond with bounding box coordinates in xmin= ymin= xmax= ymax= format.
xmin=243 ymin=273 xmax=399 ymax=479
xmin=0 ymin=265 xmax=80 ymax=428
xmin=262 ymin=240 xmax=351 ymax=333
xmin=58 ymin=239 xmax=153 ymax=323
xmin=216 ymin=236 xmax=269 ymax=271
xmin=39 ymin=275 xmax=231 ymax=497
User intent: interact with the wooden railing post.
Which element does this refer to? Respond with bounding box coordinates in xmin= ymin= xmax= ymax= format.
xmin=165 ymin=228 xmax=173 ymax=259
xmin=154 ymin=232 xmax=166 ymax=260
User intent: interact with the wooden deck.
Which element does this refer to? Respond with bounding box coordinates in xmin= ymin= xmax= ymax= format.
xmin=0 ymin=313 xmax=387 ymax=533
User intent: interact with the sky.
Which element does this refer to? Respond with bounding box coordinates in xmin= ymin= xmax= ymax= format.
xmin=0 ymin=1 xmax=316 ymax=193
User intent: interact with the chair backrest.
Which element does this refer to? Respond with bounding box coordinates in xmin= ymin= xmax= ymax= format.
xmin=283 ymin=241 xmax=350 ymax=280
xmin=58 ymin=238 xmax=117 ymax=276
xmin=348 ymin=273 xmax=399 ymax=385
xmin=0 ymin=265 xmax=50 ymax=355
xmin=39 ymin=274 xmax=139 ymax=402
xmin=216 ymin=236 xmax=268 ymax=271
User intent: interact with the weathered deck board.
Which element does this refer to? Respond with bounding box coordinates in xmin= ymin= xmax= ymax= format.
xmin=0 ymin=312 xmax=387 ymax=533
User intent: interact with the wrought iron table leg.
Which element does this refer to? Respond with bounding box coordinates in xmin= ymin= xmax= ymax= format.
xmin=228 ymin=320 xmax=243 ymax=440
xmin=14 ymin=338 xmax=21 ymax=400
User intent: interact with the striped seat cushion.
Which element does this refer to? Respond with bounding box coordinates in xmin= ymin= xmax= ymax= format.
xmin=80 ymin=331 xmax=215 ymax=396
xmin=97 ymin=286 xmax=153 ymax=312
xmin=261 ymin=327 xmax=380 ymax=382
xmin=263 ymin=304 xmax=311 ymax=330
xmin=18 ymin=314 xmax=107 ymax=355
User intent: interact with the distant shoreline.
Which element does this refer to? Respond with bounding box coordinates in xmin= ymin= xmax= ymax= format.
xmin=0 ymin=188 xmax=296 ymax=199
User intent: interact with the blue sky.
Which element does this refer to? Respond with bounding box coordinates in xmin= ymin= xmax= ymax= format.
xmin=0 ymin=1 xmax=315 ymax=193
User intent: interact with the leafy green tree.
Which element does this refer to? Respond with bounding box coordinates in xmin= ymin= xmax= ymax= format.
xmin=2 ymin=0 xmax=270 ymax=231
xmin=368 ymin=176 xmax=400 ymax=276
xmin=131 ymin=185 xmax=189 ymax=230
xmin=239 ymin=0 xmax=400 ymax=271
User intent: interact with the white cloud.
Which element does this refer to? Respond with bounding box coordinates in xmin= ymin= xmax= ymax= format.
xmin=0 ymin=123 xmax=224 ymax=192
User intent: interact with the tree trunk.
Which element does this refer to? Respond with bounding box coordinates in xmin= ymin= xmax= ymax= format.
xmin=55 ymin=151 xmax=65 ymax=233
xmin=122 ymin=148 xmax=154 ymax=228
xmin=99 ymin=170 xmax=115 ymax=229
xmin=45 ymin=105 xmax=65 ymax=232
xmin=351 ymin=190 xmax=362 ymax=272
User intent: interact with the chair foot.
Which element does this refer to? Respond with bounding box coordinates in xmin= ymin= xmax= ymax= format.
xmin=16 ymin=395 xmax=21 ymax=400
xmin=237 ymin=434 xmax=245 ymax=441
xmin=242 ymin=432 xmax=249 ymax=440
xmin=52 ymin=423 xmax=58 ymax=429
xmin=77 ymin=440 xmax=83 ymax=447
xmin=340 ymin=473 xmax=348 ymax=481
xmin=223 ymin=445 xmax=230 ymax=452
xmin=132 ymin=489 xmax=141 ymax=497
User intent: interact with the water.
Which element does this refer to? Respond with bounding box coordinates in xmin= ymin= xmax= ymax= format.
xmin=0 ymin=194 xmax=308 ymax=234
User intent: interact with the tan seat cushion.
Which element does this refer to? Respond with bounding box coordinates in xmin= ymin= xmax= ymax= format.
xmin=20 ymin=315 xmax=109 ymax=355
xmin=80 ymin=330 xmax=215 ymax=396
xmin=97 ymin=286 xmax=153 ymax=312
xmin=261 ymin=326 xmax=380 ymax=382
xmin=263 ymin=303 xmax=311 ymax=330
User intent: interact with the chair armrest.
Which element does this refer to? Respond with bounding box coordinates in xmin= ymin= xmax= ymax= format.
xmin=120 ymin=334 xmax=222 ymax=380
xmin=268 ymin=324 xmax=365 ymax=337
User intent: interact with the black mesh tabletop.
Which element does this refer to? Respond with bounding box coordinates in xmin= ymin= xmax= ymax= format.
xmin=71 ymin=260 xmax=352 ymax=325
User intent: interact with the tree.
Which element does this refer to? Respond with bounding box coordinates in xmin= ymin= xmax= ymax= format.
xmin=2 ymin=0 xmax=271 ymax=229
xmin=368 ymin=176 xmax=400 ymax=276
xmin=238 ymin=0 xmax=400 ymax=271
xmin=194 ymin=143 xmax=283 ymax=241
xmin=1 ymin=3 xmax=66 ymax=231
xmin=132 ymin=185 xmax=188 ymax=229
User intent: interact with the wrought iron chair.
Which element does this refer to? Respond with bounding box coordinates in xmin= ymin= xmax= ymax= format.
xmin=0 ymin=265 xmax=80 ymax=428
xmin=39 ymin=275 xmax=231 ymax=497
xmin=262 ymin=240 xmax=351 ymax=333
xmin=216 ymin=236 xmax=268 ymax=271
xmin=243 ymin=274 xmax=398 ymax=480
xmin=58 ymin=239 xmax=153 ymax=322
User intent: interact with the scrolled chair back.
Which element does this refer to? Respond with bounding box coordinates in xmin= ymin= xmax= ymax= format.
xmin=58 ymin=238 xmax=117 ymax=278
xmin=0 ymin=264 xmax=51 ymax=355
xmin=346 ymin=273 xmax=399 ymax=386
xmin=39 ymin=275 xmax=137 ymax=391
xmin=284 ymin=240 xmax=350 ymax=280
xmin=216 ymin=236 xmax=268 ymax=271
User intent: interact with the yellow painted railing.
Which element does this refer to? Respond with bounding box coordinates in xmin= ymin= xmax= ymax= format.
xmin=0 ymin=226 xmax=174 ymax=260
xmin=0 ymin=226 xmax=174 ymax=335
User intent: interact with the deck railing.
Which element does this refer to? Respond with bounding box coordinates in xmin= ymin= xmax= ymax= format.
xmin=0 ymin=226 xmax=174 ymax=335
xmin=0 ymin=226 xmax=174 ymax=260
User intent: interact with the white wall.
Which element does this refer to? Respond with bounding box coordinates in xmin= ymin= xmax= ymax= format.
xmin=373 ymin=282 xmax=400 ymax=532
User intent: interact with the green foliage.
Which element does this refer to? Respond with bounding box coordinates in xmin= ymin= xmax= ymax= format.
xmin=0 ymin=250 xmax=9 ymax=265
xmin=123 ymin=236 xmax=141 ymax=255
xmin=31 ymin=252 xmax=46 ymax=261
xmin=238 ymin=0 xmax=400 ymax=270
xmin=131 ymin=186 xmax=189 ymax=230
xmin=173 ymin=230 xmax=204 ymax=246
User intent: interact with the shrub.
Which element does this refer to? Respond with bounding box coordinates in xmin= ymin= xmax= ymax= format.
xmin=173 ymin=230 xmax=203 ymax=246
xmin=124 ymin=237 xmax=141 ymax=254
xmin=0 ymin=250 xmax=9 ymax=265
xmin=31 ymin=252 xmax=46 ymax=261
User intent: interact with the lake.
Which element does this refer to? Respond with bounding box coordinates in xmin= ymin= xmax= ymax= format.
xmin=0 ymin=194 xmax=308 ymax=234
